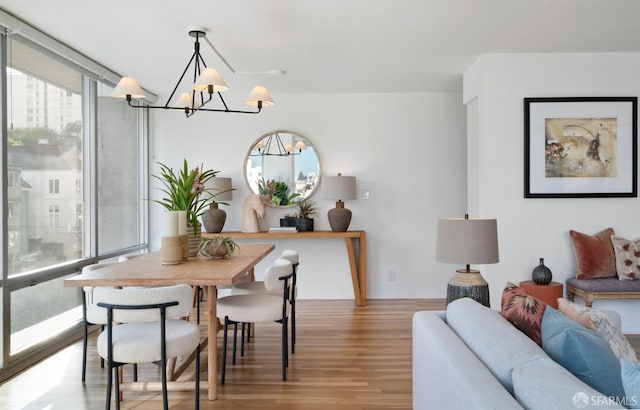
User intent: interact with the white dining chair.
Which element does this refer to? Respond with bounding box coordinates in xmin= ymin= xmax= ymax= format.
xmin=231 ymin=249 xmax=300 ymax=352
xmin=81 ymin=262 xmax=120 ymax=382
xmin=93 ymin=284 xmax=201 ymax=410
xmin=217 ymin=258 xmax=293 ymax=384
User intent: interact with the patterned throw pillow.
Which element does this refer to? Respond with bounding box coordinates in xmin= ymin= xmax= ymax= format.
xmin=501 ymin=282 xmax=547 ymax=346
xmin=611 ymin=236 xmax=640 ymax=280
xmin=569 ymin=228 xmax=617 ymax=279
xmin=557 ymin=298 xmax=638 ymax=363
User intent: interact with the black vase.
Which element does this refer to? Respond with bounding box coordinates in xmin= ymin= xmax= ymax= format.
xmin=532 ymin=258 xmax=553 ymax=285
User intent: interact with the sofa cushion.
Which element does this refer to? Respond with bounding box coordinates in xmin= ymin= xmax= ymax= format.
xmin=541 ymin=307 xmax=626 ymax=400
xmin=513 ymin=356 xmax=627 ymax=410
xmin=569 ymin=227 xmax=617 ymax=279
xmin=501 ymin=282 xmax=546 ymax=345
xmin=611 ymin=235 xmax=640 ymax=280
xmin=557 ymin=298 xmax=638 ymax=362
xmin=447 ymin=297 xmax=546 ymax=394
xmin=621 ymin=359 xmax=640 ymax=409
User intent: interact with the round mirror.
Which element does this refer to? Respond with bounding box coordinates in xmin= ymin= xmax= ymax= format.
xmin=244 ymin=130 xmax=321 ymax=207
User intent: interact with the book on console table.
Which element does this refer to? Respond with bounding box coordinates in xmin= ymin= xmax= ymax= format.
xmin=269 ymin=227 xmax=298 ymax=233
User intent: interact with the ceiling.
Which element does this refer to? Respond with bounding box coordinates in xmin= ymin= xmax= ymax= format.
xmin=1 ymin=0 xmax=640 ymax=98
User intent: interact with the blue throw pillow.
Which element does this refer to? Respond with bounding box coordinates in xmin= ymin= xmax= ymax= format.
xmin=541 ymin=307 xmax=626 ymax=400
xmin=621 ymin=359 xmax=640 ymax=409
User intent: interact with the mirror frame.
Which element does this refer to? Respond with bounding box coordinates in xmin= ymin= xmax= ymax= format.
xmin=243 ymin=130 xmax=321 ymax=208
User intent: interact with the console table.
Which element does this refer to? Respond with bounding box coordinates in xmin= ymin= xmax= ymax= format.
xmin=203 ymin=230 xmax=367 ymax=306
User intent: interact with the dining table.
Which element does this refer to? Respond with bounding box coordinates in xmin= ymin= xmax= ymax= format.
xmin=64 ymin=243 xmax=275 ymax=401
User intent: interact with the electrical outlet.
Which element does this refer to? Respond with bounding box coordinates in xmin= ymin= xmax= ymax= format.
xmin=388 ymin=270 xmax=397 ymax=282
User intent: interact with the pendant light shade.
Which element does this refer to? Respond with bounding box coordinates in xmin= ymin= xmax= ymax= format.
xmin=245 ymin=86 xmax=275 ymax=107
xmin=111 ymin=77 xmax=145 ymax=99
xmin=193 ymin=68 xmax=229 ymax=93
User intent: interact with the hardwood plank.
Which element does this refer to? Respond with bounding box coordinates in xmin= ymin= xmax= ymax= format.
xmin=1 ymin=299 xmax=638 ymax=409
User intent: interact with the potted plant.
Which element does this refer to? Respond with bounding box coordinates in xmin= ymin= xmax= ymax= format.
xmin=199 ymin=235 xmax=239 ymax=259
xmin=281 ymin=197 xmax=318 ymax=232
xmin=258 ymin=178 xmax=300 ymax=206
xmin=153 ymin=159 xmax=220 ymax=234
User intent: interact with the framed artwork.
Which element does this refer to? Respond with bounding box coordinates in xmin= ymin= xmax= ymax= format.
xmin=524 ymin=97 xmax=637 ymax=198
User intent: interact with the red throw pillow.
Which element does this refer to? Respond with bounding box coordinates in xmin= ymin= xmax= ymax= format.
xmin=501 ymin=282 xmax=547 ymax=346
xmin=569 ymin=228 xmax=616 ymax=279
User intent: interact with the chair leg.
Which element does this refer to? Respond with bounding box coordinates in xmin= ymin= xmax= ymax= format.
xmin=100 ymin=325 xmax=105 ymax=369
xmin=221 ymin=317 xmax=229 ymax=385
xmin=195 ymin=343 xmax=200 ymax=410
xmin=232 ymin=323 xmax=238 ymax=365
xmin=291 ymin=299 xmax=296 ymax=354
xmin=281 ymin=318 xmax=288 ymax=381
xmin=82 ymin=320 xmax=88 ymax=382
xmin=241 ymin=323 xmax=246 ymax=357
xmin=105 ymin=364 xmax=113 ymax=410
xmin=115 ymin=366 xmax=121 ymax=410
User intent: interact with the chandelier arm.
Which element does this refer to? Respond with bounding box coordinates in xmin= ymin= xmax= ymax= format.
xmin=216 ymin=92 xmax=230 ymax=111
xmin=164 ymin=51 xmax=199 ymax=107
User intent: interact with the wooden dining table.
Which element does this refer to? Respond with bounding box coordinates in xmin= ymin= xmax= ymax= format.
xmin=64 ymin=243 xmax=275 ymax=401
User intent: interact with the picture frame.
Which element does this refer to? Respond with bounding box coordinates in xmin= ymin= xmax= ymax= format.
xmin=524 ymin=96 xmax=637 ymax=198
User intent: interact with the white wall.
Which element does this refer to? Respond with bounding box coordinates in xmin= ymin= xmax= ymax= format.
xmin=150 ymin=92 xmax=467 ymax=300
xmin=464 ymin=52 xmax=640 ymax=332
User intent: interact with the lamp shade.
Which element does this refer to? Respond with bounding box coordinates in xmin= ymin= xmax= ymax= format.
xmin=176 ymin=92 xmax=192 ymax=109
xmin=436 ymin=218 xmax=499 ymax=265
xmin=111 ymin=77 xmax=145 ymax=99
xmin=245 ymin=86 xmax=275 ymax=107
xmin=322 ymin=175 xmax=357 ymax=201
xmin=193 ymin=68 xmax=229 ymax=93
xmin=206 ymin=177 xmax=233 ymax=201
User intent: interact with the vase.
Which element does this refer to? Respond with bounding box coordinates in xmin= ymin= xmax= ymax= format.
xmin=187 ymin=222 xmax=202 ymax=257
xmin=532 ymin=258 xmax=553 ymax=285
xmin=201 ymin=203 xmax=227 ymax=233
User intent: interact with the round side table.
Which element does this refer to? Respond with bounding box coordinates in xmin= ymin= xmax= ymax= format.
xmin=519 ymin=281 xmax=563 ymax=309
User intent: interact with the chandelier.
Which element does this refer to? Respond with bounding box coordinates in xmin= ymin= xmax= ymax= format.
xmin=111 ymin=30 xmax=275 ymax=118
xmin=250 ymin=132 xmax=306 ymax=157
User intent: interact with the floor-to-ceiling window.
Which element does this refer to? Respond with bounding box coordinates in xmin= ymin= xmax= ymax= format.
xmin=0 ymin=13 xmax=149 ymax=377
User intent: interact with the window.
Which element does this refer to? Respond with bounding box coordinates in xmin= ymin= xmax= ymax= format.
xmin=48 ymin=179 xmax=60 ymax=194
xmin=0 ymin=26 xmax=149 ymax=367
xmin=7 ymin=201 xmax=19 ymax=219
xmin=47 ymin=204 xmax=60 ymax=228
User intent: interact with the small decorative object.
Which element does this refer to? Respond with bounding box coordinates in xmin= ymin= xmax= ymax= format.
xmin=160 ymin=236 xmax=183 ymax=265
xmin=187 ymin=222 xmax=202 ymax=257
xmin=241 ymin=194 xmax=265 ymax=233
xmin=199 ymin=235 xmax=239 ymax=259
xmin=280 ymin=197 xmax=318 ymax=232
xmin=201 ymin=177 xmax=233 ymax=233
xmin=531 ymin=258 xmax=553 ymax=285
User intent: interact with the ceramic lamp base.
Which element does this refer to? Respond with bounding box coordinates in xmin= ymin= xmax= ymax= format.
xmin=328 ymin=200 xmax=352 ymax=232
xmin=446 ymin=269 xmax=490 ymax=307
xmin=202 ymin=203 xmax=227 ymax=233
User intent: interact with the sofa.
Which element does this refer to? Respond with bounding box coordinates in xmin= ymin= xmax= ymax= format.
xmin=413 ymin=298 xmax=627 ymax=410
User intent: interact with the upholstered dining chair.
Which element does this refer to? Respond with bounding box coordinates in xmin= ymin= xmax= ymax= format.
xmin=93 ymin=284 xmax=201 ymax=410
xmin=81 ymin=262 xmax=119 ymax=382
xmin=231 ymin=249 xmax=300 ymax=352
xmin=217 ymin=258 xmax=293 ymax=384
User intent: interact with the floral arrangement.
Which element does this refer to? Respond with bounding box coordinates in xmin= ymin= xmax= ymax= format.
xmin=153 ymin=159 xmax=220 ymax=234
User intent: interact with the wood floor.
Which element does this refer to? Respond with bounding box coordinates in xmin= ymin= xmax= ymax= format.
xmin=0 ymin=299 xmax=639 ymax=410
xmin=0 ymin=299 xmax=445 ymax=410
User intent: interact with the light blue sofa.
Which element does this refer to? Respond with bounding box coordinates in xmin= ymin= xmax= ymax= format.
xmin=412 ymin=298 xmax=625 ymax=410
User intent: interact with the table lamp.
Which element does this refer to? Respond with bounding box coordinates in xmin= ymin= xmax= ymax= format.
xmin=436 ymin=214 xmax=499 ymax=307
xmin=202 ymin=177 xmax=233 ymax=233
xmin=322 ymin=173 xmax=357 ymax=232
